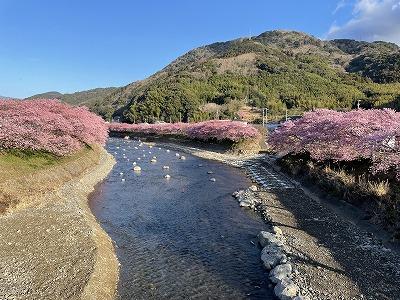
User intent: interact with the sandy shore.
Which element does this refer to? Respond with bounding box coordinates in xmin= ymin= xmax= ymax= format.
xmin=0 ymin=148 xmax=118 ymax=300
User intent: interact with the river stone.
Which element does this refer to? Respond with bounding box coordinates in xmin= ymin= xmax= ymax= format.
xmin=258 ymin=231 xmax=284 ymax=247
xmin=274 ymin=278 xmax=299 ymax=300
xmin=293 ymin=296 xmax=310 ymax=300
xmin=269 ymin=263 xmax=292 ymax=283
xmin=239 ymin=199 xmax=253 ymax=208
xmin=249 ymin=185 xmax=258 ymax=192
xmin=272 ymin=226 xmax=283 ymax=236
xmin=261 ymin=244 xmax=287 ymax=270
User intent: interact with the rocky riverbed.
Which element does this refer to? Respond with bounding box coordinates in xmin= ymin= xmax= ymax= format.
xmin=90 ymin=138 xmax=275 ymax=299
xmin=161 ymin=141 xmax=400 ymax=300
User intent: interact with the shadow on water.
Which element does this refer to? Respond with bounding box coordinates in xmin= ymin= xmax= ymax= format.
xmin=89 ymin=138 xmax=275 ymax=300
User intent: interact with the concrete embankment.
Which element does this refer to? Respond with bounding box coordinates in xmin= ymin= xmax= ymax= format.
xmin=0 ymin=147 xmax=118 ymax=300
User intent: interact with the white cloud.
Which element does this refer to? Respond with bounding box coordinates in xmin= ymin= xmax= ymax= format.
xmin=328 ymin=0 xmax=400 ymax=44
xmin=333 ymin=0 xmax=349 ymax=14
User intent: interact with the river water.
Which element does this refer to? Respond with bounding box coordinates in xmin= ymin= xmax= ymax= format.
xmin=89 ymin=138 xmax=274 ymax=299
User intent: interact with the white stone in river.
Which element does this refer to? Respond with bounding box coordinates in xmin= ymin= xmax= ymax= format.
xmin=180 ymin=156 xmax=186 ymax=160
xmin=149 ymin=145 xmax=153 ymax=148
xmin=175 ymin=153 xmax=180 ymax=157
xmin=137 ymin=158 xmax=141 ymax=160
xmin=207 ymin=171 xmax=214 ymax=174
xmin=132 ymin=162 xmax=137 ymax=166
xmin=116 ymin=147 xmax=120 ymax=149
xmin=134 ymin=147 xmax=138 ymax=149
xmin=249 ymin=185 xmax=258 ymax=192
xmin=198 ymin=164 xmax=203 ymax=167
xmin=209 ymin=178 xmax=216 ymax=182
xmin=166 ymin=149 xmax=170 ymax=153
xmin=152 ymin=156 xmax=157 ymax=159
xmin=163 ymin=166 xmax=170 ymax=169
xmin=149 ymin=151 xmax=152 ymax=154
xmin=133 ymin=166 xmax=142 ymax=171
xmin=143 ymin=154 xmax=146 ymax=157
xmin=119 ymin=172 xmax=124 ymax=176
xmin=164 ymin=174 xmax=171 ymax=179
xmin=150 ymin=159 xmax=157 ymax=163
xmin=158 ymin=147 xmax=161 ymax=150
xmin=121 ymin=178 xmax=126 ymax=182
xmin=124 ymin=136 xmax=129 ymax=140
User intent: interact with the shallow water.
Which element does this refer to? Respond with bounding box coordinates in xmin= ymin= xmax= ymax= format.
xmin=90 ymin=138 xmax=273 ymax=299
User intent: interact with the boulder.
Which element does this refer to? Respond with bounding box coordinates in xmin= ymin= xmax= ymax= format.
xmin=269 ymin=263 xmax=292 ymax=284
xmin=274 ymin=278 xmax=299 ymax=300
xmin=261 ymin=244 xmax=286 ymax=270
xmin=258 ymin=231 xmax=284 ymax=247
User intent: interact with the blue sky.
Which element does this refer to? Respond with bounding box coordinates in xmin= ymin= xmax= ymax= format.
xmin=0 ymin=0 xmax=398 ymax=98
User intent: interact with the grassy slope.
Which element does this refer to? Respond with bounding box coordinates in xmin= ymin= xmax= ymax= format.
xmin=0 ymin=147 xmax=101 ymax=212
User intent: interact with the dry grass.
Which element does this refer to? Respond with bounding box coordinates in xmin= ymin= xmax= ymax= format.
xmin=281 ymin=156 xmax=400 ymax=234
xmin=0 ymin=147 xmax=101 ymax=212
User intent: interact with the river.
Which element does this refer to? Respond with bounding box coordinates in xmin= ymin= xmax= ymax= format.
xmin=89 ymin=138 xmax=274 ymax=299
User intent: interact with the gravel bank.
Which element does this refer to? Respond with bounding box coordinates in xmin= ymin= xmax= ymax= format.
xmin=0 ymin=148 xmax=118 ymax=300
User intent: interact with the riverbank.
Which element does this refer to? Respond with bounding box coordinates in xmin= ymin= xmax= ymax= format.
xmin=152 ymin=140 xmax=400 ymax=300
xmin=0 ymin=147 xmax=118 ymax=299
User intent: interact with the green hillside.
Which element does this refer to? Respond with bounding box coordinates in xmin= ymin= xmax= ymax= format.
xmin=99 ymin=30 xmax=400 ymax=123
xmin=28 ymin=30 xmax=400 ymax=122
xmin=26 ymin=87 xmax=117 ymax=112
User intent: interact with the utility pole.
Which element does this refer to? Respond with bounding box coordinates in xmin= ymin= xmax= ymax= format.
xmin=262 ymin=108 xmax=268 ymax=128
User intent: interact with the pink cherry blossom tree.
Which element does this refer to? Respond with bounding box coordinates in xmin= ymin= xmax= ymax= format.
xmin=269 ymin=109 xmax=400 ymax=179
xmin=0 ymin=99 xmax=108 ymax=156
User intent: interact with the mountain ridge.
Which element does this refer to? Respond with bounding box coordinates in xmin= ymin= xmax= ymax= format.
xmin=28 ymin=30 xmax=400 ymax=121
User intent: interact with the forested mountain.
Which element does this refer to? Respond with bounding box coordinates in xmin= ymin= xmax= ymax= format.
xmin=29 ymin=30 xmax=400 ymax=122
xmin=26 ymin=87 xmax=117 ymax=114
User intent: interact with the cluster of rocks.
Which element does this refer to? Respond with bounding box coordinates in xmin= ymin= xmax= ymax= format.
xmin=258 ymin=230 xmax=308 ymax=300
xmin=232 ymin=186 xmax=308 ymax=300
xmin=232 ymin=185 xmax=260 ymax=209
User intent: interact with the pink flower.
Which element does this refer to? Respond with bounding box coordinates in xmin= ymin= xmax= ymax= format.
xmin=269 ymin=109 xmax=400 ymax=179
xmin=0 ymin=98 xmax=108 ymax=156
xmin=109 ymin=120 xmax=260 ymax=142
